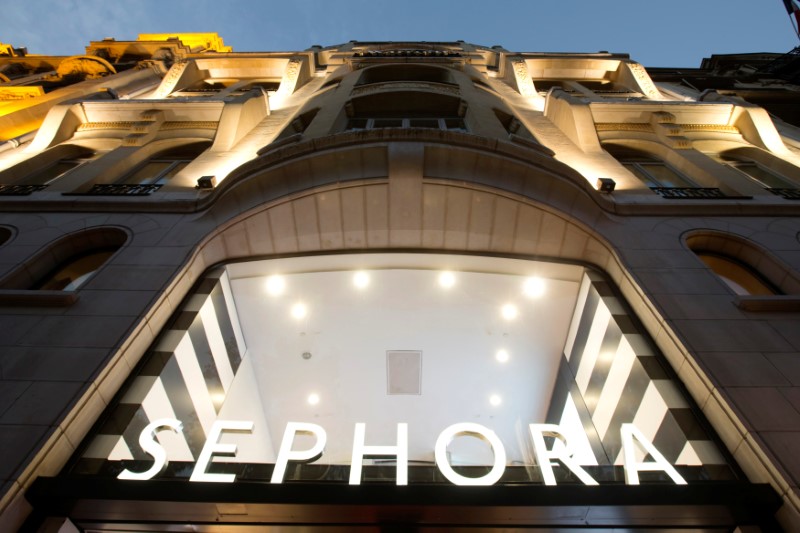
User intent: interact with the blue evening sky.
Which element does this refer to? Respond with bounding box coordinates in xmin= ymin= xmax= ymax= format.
xmin=3 ymin=0 xmax=799 ymax=67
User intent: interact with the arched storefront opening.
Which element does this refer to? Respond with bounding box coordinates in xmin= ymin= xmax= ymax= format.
xmin=32 ymin=252 xmax=778 ymax=530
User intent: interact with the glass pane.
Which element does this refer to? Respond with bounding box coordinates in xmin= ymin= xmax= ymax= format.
xmin=37 ymin=250 xmax=116 ymax=291
xmin=346 ymin=119 xmax=368 ymax=130
xmin=639 ymin=163 xmax=695 ymax=188
xmin=623 ymin=163 xmax=659 ymax=187
xmin=732 ymin=163 xmax=793 ymax=189
xmin=409 ymin=119 xmax=439 ymax=129
xmin=123 ymin=161 xmax=172 ymax=185
xmin=697 ymin=254 xmax=775 ymax=296
xmin=445 ymin=118 xmax=467 ymax=131
xmin=372 ymin=119 xmax=403 ymax=128
xmin=19 ymin=161 xmax=80 ymax=185
xmin=154 ymin=161 xmax=189 ymax=185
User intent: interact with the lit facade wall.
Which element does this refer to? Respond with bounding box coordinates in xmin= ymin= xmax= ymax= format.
xmin=0 ymin=36 xmax=799 ymax=530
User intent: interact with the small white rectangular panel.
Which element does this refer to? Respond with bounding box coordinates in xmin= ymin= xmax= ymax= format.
xmin=386 ymin=350 xmax=422 ymax=395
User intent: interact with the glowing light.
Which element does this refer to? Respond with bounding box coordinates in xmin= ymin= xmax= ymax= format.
xmin=353 ymin=271 xmax=370 ymax=289
xmin=501 ymin=303 xmax=518 ymax=320
xmin=265 ymin=275 xmax=286 ymax=296
xmin=489 ymin=394 xmax=502 ymax=407
xmin=307 ymin=393 xmax=320 ymax=405
xmin=438 ymin=271 xmax=456 ymax=289
xmin=291 ymin=302 xmax=307 ymax=319
xmin=495 ymin=349 xmax=510 ymax=363
xmin=523 ymin=277 xmax=545 ymax=298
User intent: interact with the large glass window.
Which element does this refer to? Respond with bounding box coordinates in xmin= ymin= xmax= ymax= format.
xmin=35 ymin=249 xmax=117 ymax=291
xmin=71 ymin=254 xmax=734 ymax=487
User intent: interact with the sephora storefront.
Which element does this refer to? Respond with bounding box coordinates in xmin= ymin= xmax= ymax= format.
xmin=29 ymin=254 xmax=779 ymax=530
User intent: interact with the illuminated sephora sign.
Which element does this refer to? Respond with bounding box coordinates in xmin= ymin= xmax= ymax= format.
xmin=119 ymin=419 xmax=687 ymax=486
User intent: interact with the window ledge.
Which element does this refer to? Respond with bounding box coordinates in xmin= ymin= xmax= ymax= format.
xmin=735 ymin=295 xmax=800 ymax=312
xmin=0 ymin=290 xmax=79 ymax=306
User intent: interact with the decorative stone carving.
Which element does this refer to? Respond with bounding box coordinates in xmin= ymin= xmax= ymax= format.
xmin=0 ymin=87 xmax=44 ymax=100
xmin=626 ymin=62 xmax=662 ymax=100
xmin=511 ymin=58 xmax=536 ymax=97
xmin=153 ymin=60 xmax=189 ymax=99
xmin=277 ymin=59 xmax=302 ymax=97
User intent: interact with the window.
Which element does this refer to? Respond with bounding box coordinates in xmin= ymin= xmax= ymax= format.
xmin=0 ymin=146 xmax=95 ymax=193
xmin=118 ymin=142 xmax=210 ymax=185
xmin=606 ymin=146 xmax=696 ymax=188
xmin=0 ymin=227 xmax=127 ymax=293
xmin=695 ymin=252 xmax=777 ymax=296
xmin=346 ymin=117 xmax=466 ymax=131
xmin=685 ymin=231 xmax=800 ymax=298
xmin=34 ymin=248 xmax=118 ymax=291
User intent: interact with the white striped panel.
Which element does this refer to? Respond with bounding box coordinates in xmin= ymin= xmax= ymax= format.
xmin=558 ymin=393 xmax=599 ymax=466
xmin=626 ymin=382 xmax=668 ymax=464
xmin=121 ymin=375 xmax=158 ymax=405
xmin=200 ymin=297 xmax=235 ymax=391
xmin=141 ymin=377 xmax=194 ymax=461
xmin=676 ymin=441 xmax=702 ymax=466
xmin=107 ymin=436 xmax=135 ymax=461
xmin=85 ymin=435 xmax=133 ymax=460
xmin=593 ymin=336 xmax=637 ymax=440
xmin=173 ymin=333 xmax=217 ymax=435
xmin=574 ymin=300 xmax=611 ymax=394
xmin=219 ymin=270 xmax=247 ymax=357
xmin=563 ymin=274 xmax=592 ymax=360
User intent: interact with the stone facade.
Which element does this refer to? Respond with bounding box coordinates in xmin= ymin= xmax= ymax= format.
xmin=1 ymin=35 xmax=800 ymax=530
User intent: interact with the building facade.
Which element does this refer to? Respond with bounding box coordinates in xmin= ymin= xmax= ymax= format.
xmin=1 ymin=34 xmax=800 ymax=530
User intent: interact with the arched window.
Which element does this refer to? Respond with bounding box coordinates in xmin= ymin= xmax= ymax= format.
xmin=694 ymin=252 xmax=776 ymax=296
xmin=605 ymin=145 xmax=695 ymax=188
xmin=685 ymin=231 xmax=796 ymax=297
xmin=0 ymin=228 xmax=127 ymax=292
xmin=118 ymin=141 xmax=210 ymax=185
xmin=34 ymin=249 xmax=118 ymax=291
xmin=0 ymin=226 xmax=12 ymax=246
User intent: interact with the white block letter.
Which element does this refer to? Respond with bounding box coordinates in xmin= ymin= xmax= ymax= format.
xmin=621 ymin=423 xmax=686 ymax=485
xmin=434 ymin=423 xmax=506 ymax=486
xmin=271 ymin=422 xmax=327 ymax=484
xmin=349 ymin=423 xmax=408 ymax=485
xmin=118 ymin=418 xmax=183 ymax=480
xmin=190 ymin=420 xmax=254 ymax=483
xmin=529 ymin=424 xmax=598 ymax=486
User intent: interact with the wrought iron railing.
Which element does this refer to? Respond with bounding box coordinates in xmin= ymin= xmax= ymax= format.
xmin=81 ymin=184 xmax=163 ymax=196
xmin=767 ymin=188 xmax=800 ymax=200
xmin=0 ymin=184 xmax=48 ymax=195
xmin=650 ymin=187 xmax=728 ymax=199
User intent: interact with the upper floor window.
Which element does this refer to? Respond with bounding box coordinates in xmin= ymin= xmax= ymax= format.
xmin=694 ymin=252 xmax=777 ymax=296
xmin=606 ymin=146 xmax=696 ymax=188
xmin=356 ymin=65 xmax=455 ymax=86
xmin=118 ymin=142 xmax=210 ymax=185
xmin=0 ymin=146 xmax=96 ymax=195
xmin=535 ymin=80 xmax=642 ymax=99
xmin=343 ymin=91 xmax=467 ymax=133
xmin=718 ymin=155 xmax=797 ymax=190
xmin=35 ymin=248 xmax=118 ymax=291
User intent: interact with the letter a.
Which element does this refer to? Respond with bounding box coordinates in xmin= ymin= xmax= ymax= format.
xmin=621 ymin=423 xmax=686 ymax=485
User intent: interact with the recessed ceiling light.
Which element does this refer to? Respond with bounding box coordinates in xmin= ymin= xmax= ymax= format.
xmin=438 ymin=271 xmax=456 ymax=289
xmin=353 ymin=271 xmax=370 ymax=289
xmin=495 ymin=349 xmax=510 ymax=363
xmin=501 ymin=303 xmax=518 ymax=320
xmin=291 ymin=302 xmax=308 ymax=319
xmin=307 ymin=393 xmax=320 ymax=405
xmin=265 ymin=275 xmax=286 ymax=296
xmin=489 ymin=394 xmax=502 ymax=406
xmin=523 ymin=277 xmax=545 ymax=298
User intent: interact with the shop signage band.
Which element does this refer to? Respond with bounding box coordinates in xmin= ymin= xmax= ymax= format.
xmin=119 ymin=419 xmax=688 ymax=486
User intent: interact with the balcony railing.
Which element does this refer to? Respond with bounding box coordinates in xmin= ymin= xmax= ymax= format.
xmin=80 ymin=184 xmax=163 ymax=196
xmin=767 ymin=188 xmax=800 ymax=200
xmin=0 ymin=184 xmax=48 ymax=196
xmin=650 ymin=187 xmax=750 ymax=199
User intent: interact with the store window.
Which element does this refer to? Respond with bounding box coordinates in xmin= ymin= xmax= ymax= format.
xmin=71 ymin=254 xmax=734 ymax=487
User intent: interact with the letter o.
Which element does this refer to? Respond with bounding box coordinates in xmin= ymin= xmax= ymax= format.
xmin=434 ymin=423 xmax=506 ymax=486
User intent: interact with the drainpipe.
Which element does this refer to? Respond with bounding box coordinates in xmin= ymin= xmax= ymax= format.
xmin=0 ymin=130 xmax=36 ymax=154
